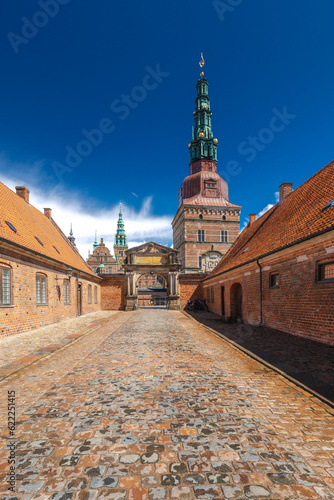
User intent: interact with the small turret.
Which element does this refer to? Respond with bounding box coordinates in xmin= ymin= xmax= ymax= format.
xmin=68 ymin=223 xmax=76 ymax=247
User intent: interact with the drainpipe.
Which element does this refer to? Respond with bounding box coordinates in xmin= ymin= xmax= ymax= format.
xmin=256 ymin=259 xmax=263 ymax=326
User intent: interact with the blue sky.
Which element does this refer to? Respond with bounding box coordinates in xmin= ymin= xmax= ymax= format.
xmin=1 ymin=0 xmax=333 ymax=255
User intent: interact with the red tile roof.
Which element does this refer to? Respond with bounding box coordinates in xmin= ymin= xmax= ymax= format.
xmin=0 ymin=182 xmax=96 ymax=278
xmin=205 ymin=160 xmax=334 ymax=280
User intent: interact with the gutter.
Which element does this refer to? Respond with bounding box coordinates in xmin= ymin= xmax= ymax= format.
xmin=257 ymin=259 xmax=263 ymax=325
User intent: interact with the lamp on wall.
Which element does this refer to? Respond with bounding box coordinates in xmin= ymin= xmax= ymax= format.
xmin=66 ymin=267 xmax=73 ymax=280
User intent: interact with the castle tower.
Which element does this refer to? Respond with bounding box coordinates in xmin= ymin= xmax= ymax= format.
xmin=172 ymin=55 xmax=241 ymax=273
xmin=113 ymin=202 xmax=128 ymax=271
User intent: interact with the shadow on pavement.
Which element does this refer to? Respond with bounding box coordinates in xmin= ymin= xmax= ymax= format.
xmin=186 ymin=310 xmax=334 ymax=405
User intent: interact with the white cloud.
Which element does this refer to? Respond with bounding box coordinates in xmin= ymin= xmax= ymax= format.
xmin=241 ymin=192 xmax=279 ymax=232
xmin=0 ymin=164 xmax=173 ymax=260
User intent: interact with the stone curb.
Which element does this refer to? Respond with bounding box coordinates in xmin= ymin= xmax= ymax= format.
xmin=0 ymin=313 xmax=127 ymax=383
xmin=181 ymin=310 xmax=334 ymax=414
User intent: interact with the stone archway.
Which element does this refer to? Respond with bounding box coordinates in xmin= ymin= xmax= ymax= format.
xmin=230 ymin=282 xmax=242 ymax=321
xmin=137 ymin=273 xmax=168 ymax=308
xmin=123 ymin=242 xmax=181 ymax=311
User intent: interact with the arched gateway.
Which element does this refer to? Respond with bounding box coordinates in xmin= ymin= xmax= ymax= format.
xmin=124 ymin=242 xmax=181 ymax=311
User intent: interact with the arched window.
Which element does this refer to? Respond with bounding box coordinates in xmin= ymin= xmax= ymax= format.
xmin=0 ymin=264 xmax=12 ymax=306
xmin=88 ymin=285 xmax=92 ymax=304
xmin=199 ymin=214 xmax=203 ymax=220
xmin=222 ymin=215 xmax=226 ymax=221
xmin=36 ymin=274 xmax=47 ymax=305
xmin=94 ymin=286 xmax=98 ymax=304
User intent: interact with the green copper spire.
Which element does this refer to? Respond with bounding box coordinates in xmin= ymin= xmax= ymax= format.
xmin=93 ymin=230 xmax=98 ymax=249
xmin=188 ymin=54 xmax=218 ymax=164
xmin=114 ymin=202 xmax=127 ymax=247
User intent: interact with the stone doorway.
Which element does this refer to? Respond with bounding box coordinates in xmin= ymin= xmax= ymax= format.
xmin=123 ymin=242 xmax=181 ymax=311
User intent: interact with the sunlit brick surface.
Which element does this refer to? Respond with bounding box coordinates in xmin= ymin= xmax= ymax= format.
xmin=1 ymin=310 xmax=334 ymax=499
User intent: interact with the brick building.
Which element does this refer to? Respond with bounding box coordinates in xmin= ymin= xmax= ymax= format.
xmin=87 ymin=204 xmax=128 ymax=274
xmin=202 ymin=161 xmax=334 ymax=345
xmin=0 ymin=184 xmax=101 ymax=337
xmin=87 ymin=236 xmax=117 ymax=274
xmin=172 ymin=64 xmax=241 ymax=273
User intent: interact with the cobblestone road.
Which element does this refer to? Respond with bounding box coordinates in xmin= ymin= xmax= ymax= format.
xmin=1 ymin=310 xmax=334 ymax=499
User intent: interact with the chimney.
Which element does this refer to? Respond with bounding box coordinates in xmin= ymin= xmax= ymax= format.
xmin=279 ymin=183 xmax=293 ymax=202
xmin=44 ymin=208 xmax=52 ymax=219
xmin=15 ymin=186 xmax=30 ymax=203
xmin=249 ymin=214 xmax=256 ymax=225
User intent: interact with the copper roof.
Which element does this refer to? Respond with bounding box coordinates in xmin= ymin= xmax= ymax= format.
xmin=0 ymin=182 xmax=96 ymax=277
xmin=205 ymin=160 xmax=334 ymax=280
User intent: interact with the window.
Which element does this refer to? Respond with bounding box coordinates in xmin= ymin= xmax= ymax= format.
xmin=318 ymin=261 xmax=334 ymax=282
xmin=88 ymin=285 xmax=92 ymax=304
xmin=64 ymin=281 xmax=70 ymax=304
xmin=221 ymin=230 xmax=228 ymax=243
xmin=222 ymin=215 xmax=226 ymax=221
xmin=94 ymin=286 xmax=98 ymax=304
xmin=198 ymin=230 xmax=205 ymax=242
xmin=145 ymin=281 xmax=149 ymax=287
xmin=199 ymin=214 xmax=203 ymax=220
xmin=108 ymin=267 xmax=112 ymax=274
xmin=270 ymin=273 xmax=279 ymax=288
xmin=119 ymin=251 xmax=123 ymax=256
xmin=198 ymin=256 xmax=202 ymax=269
xmin=35 ymin=236 xmax=44 ymax=246
xmin=36 ymin=274 xmax=47 ymax=304
xmin=211 ymin=287 xmax=214 ymax=303
xmin=0 ymin=266 xmax=12 ymax=306
xmin=93 ymin=267 xmax=97 ymax=273
xmin=5 ymin=221 xmax=17 ymax=233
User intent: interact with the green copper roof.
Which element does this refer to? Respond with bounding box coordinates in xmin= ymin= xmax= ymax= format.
xmin=114 ymin=204 xmax=128 ymax=248
xmin=189 ymin=75 xmax=218 ymax=164
xmin=93 ymin=230 xmax=98 ymax=249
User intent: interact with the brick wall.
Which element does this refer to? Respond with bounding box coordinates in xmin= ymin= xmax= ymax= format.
xmin=203 ymin=233 xmax=334 ymax=345
xmin=173 ymin=205 xmax=240 ymax=272
xmin=101 ymin=275 xmax=126 ymax=310
xmin=179 ymin=274 xmax=205 ymax=309
xmin=0 ymin=254 xmax=100 ymax=338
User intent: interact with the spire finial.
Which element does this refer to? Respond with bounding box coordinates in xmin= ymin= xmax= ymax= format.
xmin=199 ymin=53 xmax=205 ymax=77
xmin=119 ymin=201 xmax=122 ymax=213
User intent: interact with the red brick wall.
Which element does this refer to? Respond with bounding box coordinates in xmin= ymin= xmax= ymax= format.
xmin=101 ymin=275 xmax=126 ymax=310
xmin=204 ymin=235 xmax=334 ymax=345
xmin=179 ymin=274 xmax=205 ymax=309
xmin=0 ymin=254 xmax=100 ymax=338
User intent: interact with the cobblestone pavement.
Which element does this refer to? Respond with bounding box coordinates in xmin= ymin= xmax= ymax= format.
xmin=0 ymin=311 xmax=117 ymax=380
xmin=1 ymin=309 xmax=334 ymax=499
xmin=187 ymin=311 xmax=334 ymax=403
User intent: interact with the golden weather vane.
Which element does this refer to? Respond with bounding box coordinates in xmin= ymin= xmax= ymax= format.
xmin=199 ymin=53 xmax=205 ymax=77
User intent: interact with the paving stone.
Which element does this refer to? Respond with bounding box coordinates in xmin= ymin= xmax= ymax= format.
xmin=147 ymin=487 xmax=166 ymax=499
xmin=18 ymin=480 xmax=45 ymax=493
xmin=90 ymin=476 xmax=119 ymax=488
xmin=193 ymin=484 xmax=221 ymax=498
xmin=244 ymin=485 xmax=270 ymax=497
xmin=183 ymin=473 xmax=206 ymax=484
xmin=221 ymin=485 xmax=244 ymax=498
xmin=161 ymin=474 xmax=180 ymax=486
xmin=207 ymin=472 xmax=229 ymax=484
xmin=141 ymin=453 xmax=159 ymax=464
xmin=169 ymin=462 xmax=188 ymax=474
xmin=1 ymin=309 xmax=334 ymax=499
xmin=119 ymin=454 xmax=141 ymax=464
